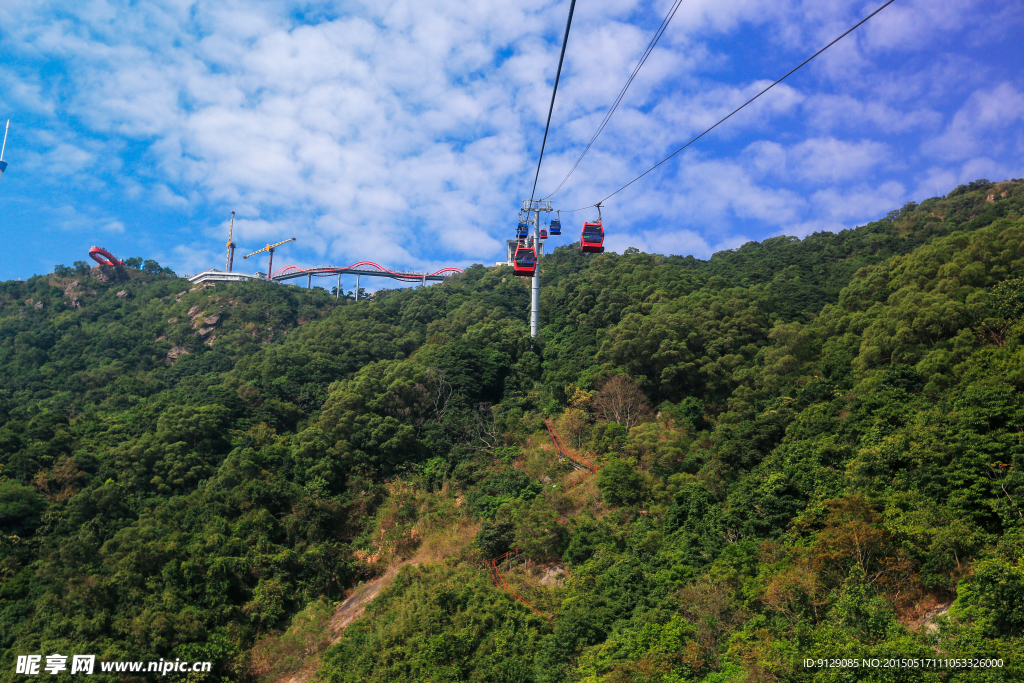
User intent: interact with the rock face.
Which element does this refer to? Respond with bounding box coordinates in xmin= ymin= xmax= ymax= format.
xmin=537 ymin=563 xmax=567 ymax=587
xmin=116 ymin=290 xmax=129 ymax=299
xmin=69 ymin=298 xmax=81 ymax=309
xmin=166 ymin=346 xmax=190 ymax=364
xmin=193 ymin=313 xmax=222 ymax=336
xmin=187 ymin=306 xmax=202 ymax=319
xmin=167 ymin=317 xmax=177 ymax=324
xmin=33 ymin=301 xmax=43 ymax=309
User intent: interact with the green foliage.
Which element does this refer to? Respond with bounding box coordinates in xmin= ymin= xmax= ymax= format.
xmin=597 ymin=457 xmax=645 ymax=506
xmin=0 ymin=480 xmax=45 ymax=536
xmin=956 ymin=556 xmax=1024 ymax=637
xmin=477 ymin=520 xmax=516 ymax=559
xmin=2 ymin=179 xmax=1024 ymax=681
xmin=320 ymin=565 xmax=548 ymax=683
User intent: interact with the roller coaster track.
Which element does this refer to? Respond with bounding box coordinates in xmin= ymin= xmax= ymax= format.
xmin=271 ymin=261 xmax=463 ymax=283
xmin=488 ymin=548 xmax=552 ymax=625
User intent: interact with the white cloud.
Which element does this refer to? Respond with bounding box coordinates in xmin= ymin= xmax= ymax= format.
xmin=809 ymin=180 xmax=906 ymax=223
xmin=803 ymin=94 xmax=942 ymax=134
xmin=913 ymin=157 xmax=1019 ymax=200
xmin=861 ymin=0 xmax=983 ymax=53
xmin=0 ymin=69 xmax=55 ymax=116
xmin=923 ymin=83 xmax=1024 ymax=162
xmin=746 ymin=137 xmax=891 ymax=183
xmin=48 ymin=203 xmax=124 ymax=234
xmin=0 ymin=0 xmax=1020 ymax=282
xmin=606 ymin=227 xmax=750 ymax=259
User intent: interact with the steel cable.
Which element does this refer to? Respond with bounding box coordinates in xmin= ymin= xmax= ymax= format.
xmin=561 ymin=0 xmax=898 ymax=213
xmin=528 ymin=0 xmax=578 ymax=205
xmin=542 ymin=0 xmax=686 ymax=200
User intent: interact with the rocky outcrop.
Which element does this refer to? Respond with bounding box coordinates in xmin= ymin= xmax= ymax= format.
xmin=116 ymin=290 xmax=129 ymax=299
xmin=195 ymin=314 xmax=222 ymax=339
xmin=90 ymin=266 xmax=111 ymax=282
xmin=165 ymin=346 xmax=190 ymax=364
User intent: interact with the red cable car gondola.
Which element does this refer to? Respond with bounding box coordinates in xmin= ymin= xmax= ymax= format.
xmin=512 ymin=242 xmax=537 ymax=277
xmin=581 ymin=205 xmax=605 ymax=253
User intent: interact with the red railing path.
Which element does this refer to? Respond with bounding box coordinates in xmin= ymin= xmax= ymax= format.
xmin=487 ymin=548 xmax=552 ymax=625
xmin=485 ymin=419 xmax=603 ymax=623
xmin=544 ymin=418 xmax=599 ymax=490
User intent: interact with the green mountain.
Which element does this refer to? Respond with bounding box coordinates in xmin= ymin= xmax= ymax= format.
xmin=1 ymin=178 xmax=1023 ymax=682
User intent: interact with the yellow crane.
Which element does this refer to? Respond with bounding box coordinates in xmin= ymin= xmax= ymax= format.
xmin=243 ymin=237 xmax=296 ymax=279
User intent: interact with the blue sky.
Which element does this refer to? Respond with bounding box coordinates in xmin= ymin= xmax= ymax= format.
xmin=0 ymin=0 xmax=1022 ymax=286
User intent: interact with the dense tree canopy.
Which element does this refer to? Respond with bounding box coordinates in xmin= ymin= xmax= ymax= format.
xmin=2 ymin=179 xmax=1024 ymax=681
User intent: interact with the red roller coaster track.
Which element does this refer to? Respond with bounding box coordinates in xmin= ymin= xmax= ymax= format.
xmin=271 ymin=261 xmax=463 ymax=282
xmin=88 ymin=246 xmax=124 ymax=267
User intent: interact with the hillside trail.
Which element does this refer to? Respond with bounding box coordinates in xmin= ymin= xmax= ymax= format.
xmin=268 ymin=514 xmax=479 ymax=682
xmin=276 ymin=563 xmax=407 ymax=683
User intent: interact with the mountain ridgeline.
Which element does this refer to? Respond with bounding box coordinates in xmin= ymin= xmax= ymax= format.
xmin=1 ymin=178 xmax=1023 ymax=682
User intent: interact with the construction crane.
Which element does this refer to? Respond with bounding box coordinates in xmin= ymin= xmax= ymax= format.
xmin=243 ymin=237 xmax=296 ymax=279
xmin=225 ymin=211 xmax=236 ymax=272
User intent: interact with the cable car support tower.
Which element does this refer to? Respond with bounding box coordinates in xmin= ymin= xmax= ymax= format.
xmin=522 ymin=199 xmax=553 ymax=338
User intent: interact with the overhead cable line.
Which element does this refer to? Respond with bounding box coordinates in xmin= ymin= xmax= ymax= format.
xmin=542 ymin=0 xmax=686 ymax=200
xmin=528 ymin=0 xmax=578 ymax=205
xmin=562 ymin=0 xmax=897 ymax=213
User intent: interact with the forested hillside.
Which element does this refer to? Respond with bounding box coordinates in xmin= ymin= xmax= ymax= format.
xmin=2 ymin=178 xmax=1023 ymax=682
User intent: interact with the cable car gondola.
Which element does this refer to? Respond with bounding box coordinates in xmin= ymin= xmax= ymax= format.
xmin=549 ymin=212 xmax=561 ymax=235
xmin=540 ymin=226 xmax=548 ymax=240
xmin=581 ymin=205 xmax=605 ymax=254
xmin=512 ymin=242 xmax=537 ymax=277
